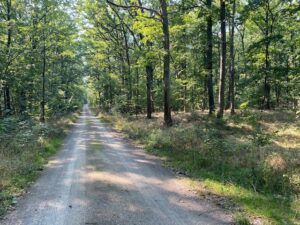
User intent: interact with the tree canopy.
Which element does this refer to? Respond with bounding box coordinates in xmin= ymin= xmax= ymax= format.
xmin=0 ymin=0 xmax=299 ymax=123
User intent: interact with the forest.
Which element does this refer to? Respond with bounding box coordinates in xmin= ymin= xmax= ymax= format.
xmin=0 ymin=0 xmax=299 ymax=224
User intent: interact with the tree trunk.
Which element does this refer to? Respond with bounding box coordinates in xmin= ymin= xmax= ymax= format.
xmin=229 ymin=0 xmax=236 ymax=114
xmin=263 ymin=0 xmax=271 ymax=110
xmin=4 ymin=0 xmax=12 ymax=114
xmin=160 ymin=0 xmax=172 ymax=126
xmin=40 ymin=9 xmax=46 ymax=123
xmin=206 ymin=0 xmax=215 ymax=115
xmin=146 ymin=64 xmax=154 ymax=119
xmin=4 ymin=85 xmax=11 ymax=112
xmin=137 ymin=0 xmax=155 ymax=118
xmin=217 ymin=0 xmax=226 ymax=118
xmin=122 ymin=24 xmax=132 ymax=102
xmin=180 ymin=60 xmax=187 ymax=112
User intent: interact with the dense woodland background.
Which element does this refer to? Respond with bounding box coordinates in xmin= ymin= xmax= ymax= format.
xmin=0 ymin=0 xmax=300 ymax=224
xmin=0 ymin=0 xmax=85 ymax=121
xmin=0 ymin=0 xmax=299 ymax=122
xmin=82 ymin=0 xmax=300 ymax=126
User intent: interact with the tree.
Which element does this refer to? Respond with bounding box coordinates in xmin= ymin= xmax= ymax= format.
xmin=0 ymin=0 xmax=85 ymax=119
xmin=229 ymin=0 xmax=236 ymax=114
xmin=78 ymin=0 xmax=299 ymax=120
xmin=217 ymin=0 xmax=226 ymax=118
xmin=40 ymin=0 xmax=47 ymax=123
xmin=106 ymin=0 xmax=173 ymax=125
xmin=160 ymin=0 xmax=172 ymax=125
xmin=205 ymin=0 xmax=215 ymax=115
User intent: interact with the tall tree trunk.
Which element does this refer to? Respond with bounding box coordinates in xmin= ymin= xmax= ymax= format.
xmin=160 ymin=0 xmax=172 ymax=126
xmin=137 ymin=0 xmax=155 ymax=119
xmin=122 ymin=24 xmax=132 ymax=102
xmin=264 ymin=43 xmax=271 ymax=109
xmin=217 ymin=0 xmax=226 ymax=118
xmin=4 ymin=0 xmax=12 ymax=114
xmin=146 ymin=64 xmax=154 ymax=119
xmin=4 ymin=85 xmax=11 ymax=112
xmin=40 ymin=9 xmax=46 ymax=123
xmin=263 ymin=0 xmax=271 ymax=110
xmin=229 ymin=0 xmax=236 ymax=114
xmin=206 ymin=0 xmax=215 ymax=115
xmin=180 ymin=59 xmax=187 ymax=112
xmin=135 ymin=66 xmax=140 ymax=116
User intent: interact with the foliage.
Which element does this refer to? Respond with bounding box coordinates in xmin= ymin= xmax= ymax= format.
xmin=234 ymin=213 xmax=251 ymax=225
xmin=0 ymin=0 xmax=85 ymax=119
xmin=82 ymin=0 xmax=299 ymax=115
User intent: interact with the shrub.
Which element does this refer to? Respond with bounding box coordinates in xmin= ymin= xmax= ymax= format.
xmin=147 ymin=129 xmax=172 ymax=151
xmin=251 ymin=127 xmax=272 ymax=146
xmin=234 ymin=213 xmax=251 ymax=225
xmin=262 ymin=153 xmax=290 ymax=194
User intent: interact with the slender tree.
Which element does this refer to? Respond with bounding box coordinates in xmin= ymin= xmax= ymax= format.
xmin=40 ymin=2 xmax=47 ymax=123
xmin=106 ymin=0 xmax=173 ymax=125
xmin=160 ymin=0 xmax=172 ymax=126
xmin=229 ymin=0 xmax=236 ymax=114
xmin=205 ymin=0 xmax=215 ymax=115
xmin=4 ymin=0 xmax=12 ymax=113
xmin=217 ymin=0 xmax=226 ymax=118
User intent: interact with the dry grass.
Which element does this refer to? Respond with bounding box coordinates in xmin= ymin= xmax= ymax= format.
xmin=0 ymin=112 xmax=79 ymax=217
xmin=95 ymin=108 xmax=300 ymax=225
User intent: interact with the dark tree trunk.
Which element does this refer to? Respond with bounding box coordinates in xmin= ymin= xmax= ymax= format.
xmin=205 ymin=0 xmax=215 ymax=115
xmin=40 ymin=10 xmax=46 ymax=123
xmin=146 ymin=64 xmax=154 ymax=119
xmin=263 ymin=0 xmax=272 ymax=110
xmin=135 ymin=66 xmax=140 ymax=116
xmin=19 ymin=89 xmax=27 ymax=114
xmin=229 ymin=0 xmax=236 ymax=114
xmin=4 ymin=0 xmax=12 ymax=114
xmin=264 ymin=19 xmax=271 ymax=110
xmin=160 ymin=0 xmax=172 ymax=126
xmin=180 ymin=60 xmax=187 ymax=112
xmin=4 ymin=85 xmax=11 ymax=112
xmin=122 ymin=24 xmax=132 ymax=101
xmin=137 ymin=0 xmax=155 ymax=118
xmin=217 ymin=0 xmax=226 ymax=118
xmin=108 ymin=57 xmax=113 ymax=107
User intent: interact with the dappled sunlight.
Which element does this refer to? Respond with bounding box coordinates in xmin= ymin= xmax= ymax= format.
xmin=85 ymin=171 xmax=133 ymax=186
xmin=2 ymin=106 xmax=232 ymax=225
xmin=97 ymin=108 xmax=300 ymax=224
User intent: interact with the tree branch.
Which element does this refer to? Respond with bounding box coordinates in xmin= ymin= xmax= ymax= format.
xmin=106 ymin=0 xmax=161 ymax=17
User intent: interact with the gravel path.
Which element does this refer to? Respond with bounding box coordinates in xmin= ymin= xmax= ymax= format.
xmin=2 ymin=105 xmax=232 ymax=225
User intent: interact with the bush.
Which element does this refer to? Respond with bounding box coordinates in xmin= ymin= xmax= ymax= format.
xmin=234 ymin=213 xmax=251 ymax=225
xmin=147 ymin=129 xmax=172 ymax=151
xmin=262 ymin=153 xmax=290 ymax=194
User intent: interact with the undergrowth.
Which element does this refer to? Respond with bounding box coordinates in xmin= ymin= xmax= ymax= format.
xmin=95 ymin=108 xmax=300 ymax=225
xmin=0 ymin=112 xmax=79 ymax=218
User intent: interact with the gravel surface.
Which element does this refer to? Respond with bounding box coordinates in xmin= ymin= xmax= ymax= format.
xmin=1 ymin=105 xmax=232 ymax=225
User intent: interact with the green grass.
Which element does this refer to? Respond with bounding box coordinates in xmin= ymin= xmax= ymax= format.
xmin=160 ymin=149 xmax=299 ymax=224
xmin=234 ymin=213 xmax=252 ymax=225
xmin=0 ymin=113 xmax=78 ymax=218
xmin=96 ymin=109 xmax=300 ymax=225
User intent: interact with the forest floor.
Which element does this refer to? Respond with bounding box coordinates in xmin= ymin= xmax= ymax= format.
xmin=0 ymin=112 xmax=79 ymax=218
xmin=96 ymin=109 xmax=300 ymax=225
xmin=1 ymin=105 xmax=232 ymax=225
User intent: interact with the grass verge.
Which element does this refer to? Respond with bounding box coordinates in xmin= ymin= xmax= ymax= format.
xmin=0 ymin=112 xmax=79 ymax=218
xmin=94 ymin=109 xmax=300 ymax=225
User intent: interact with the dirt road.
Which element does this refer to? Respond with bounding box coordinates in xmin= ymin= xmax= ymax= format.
xmin=2 ymin=105 xmax=232 ymax=225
